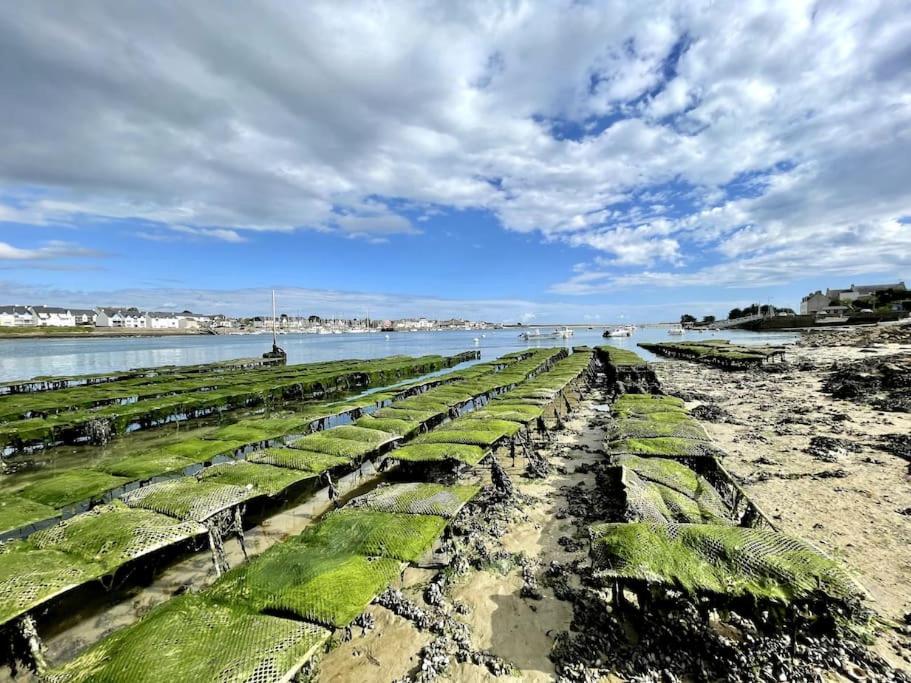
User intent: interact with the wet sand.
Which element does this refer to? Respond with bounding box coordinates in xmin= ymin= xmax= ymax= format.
xmin=317 ymin=393 xmax=609 ymax=682
xmin=653 ymin=340 xmax=911 ymax=622
xmin=317 ymin=331 xmax=911 ymax=680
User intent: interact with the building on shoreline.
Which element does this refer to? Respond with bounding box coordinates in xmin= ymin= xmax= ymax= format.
xmin=801 ymin=281 xmax=907 ymax=315
xmin=800 ymin=291 xmax=830 ymax=315
xmin=0 ymin=305 xmax=37 ymax=327
xmin=1 ymin=302 xmax=497 ymax=333
xmin=95 ymin=307 xmax=146 ymax=328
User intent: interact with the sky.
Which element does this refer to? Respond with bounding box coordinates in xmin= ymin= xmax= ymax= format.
xmin=1 ymin=1 xmax=909 ymax=323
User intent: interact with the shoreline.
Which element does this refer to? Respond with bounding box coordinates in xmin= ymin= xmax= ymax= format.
xmin=0 ymin=328 xmax=210 ymax=340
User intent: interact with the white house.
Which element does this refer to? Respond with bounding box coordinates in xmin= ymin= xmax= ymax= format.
xmin=70 ymin=309 xmax=97 ymax=326
xmin=30 ymin=305 xmax=76 ymax=327
xmin=0 ymin=305 xmax=36 ymax=327
xmin=95 ymin=307 xmax=145 ymax=328
xmin=827 ymin=282 xmax=907 ymax=305
xmin=176 ymin=312 xmax=211 ymax=330
xmin=145 ymin=311 xmax=181 ymax=329
xmin=800 ymin=291 xmax=830 ymax=315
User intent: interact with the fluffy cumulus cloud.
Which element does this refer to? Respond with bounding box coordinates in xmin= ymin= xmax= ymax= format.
xmin=0 ymin=1 xmax=909 ymax=290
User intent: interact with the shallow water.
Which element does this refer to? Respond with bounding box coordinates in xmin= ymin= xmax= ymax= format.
xmin=0 ymin=327 xmax=798 ymax=383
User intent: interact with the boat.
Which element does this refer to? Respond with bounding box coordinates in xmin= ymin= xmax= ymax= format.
xmin=519 ymin=327 xmax=574 ymax=341
xmin=261 ymin=290 xmax=287 ymax=364
xmin=603 ymin=325 xmax=632 ymax=338
xmin=667 ymin=325 xmax=685 ymax=335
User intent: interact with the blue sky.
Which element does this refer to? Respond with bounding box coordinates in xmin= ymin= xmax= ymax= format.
xmin=1 ymin=2 xmax=909 ymax=322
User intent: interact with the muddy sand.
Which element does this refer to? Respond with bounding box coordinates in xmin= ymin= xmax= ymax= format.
xmin=317 ymin=328 xmax=910 ymax=682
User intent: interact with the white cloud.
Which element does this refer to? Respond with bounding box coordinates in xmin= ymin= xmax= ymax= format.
xmin=0 ymin=1 xmax=907 ymax=293
xmin=169 ymin=226 xmax=246 ymax=243
xmin=0 ymin=240 xmax=102 ymax=261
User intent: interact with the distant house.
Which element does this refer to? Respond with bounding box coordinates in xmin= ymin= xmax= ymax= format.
xmin=0 ymin=305 xmax=36 ymax=327
xmin=70 ymin=309 xmax=97 ymax=326
xmin=145 ymin=311 xmax=180 ymax=329
xmin=800 ymin=291 xmax=830 ymax=315
xmin=831 ymin=282 xmax=906 ymax=305
xmin=30 ymin=305 xmax=76 ymax=327
xmin=818 ymin=305 xmax=850 ymax=318
xmin=176 ymin=311 xmax=211 ymax=330
xmin=95 ymin=307 xmax=145 ymax=328
xmin=209 ymin=314 xmax=235 ymax=329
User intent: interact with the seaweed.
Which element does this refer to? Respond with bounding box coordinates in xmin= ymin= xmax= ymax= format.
xmin=292 ymin=509 xmax=446 ymax=562
xmin=598 ymin=345 xmax=647 ymax=367
xmin=349 ymin=482 xmax=480 ymax=518
xmin=208 ymin=543 xmax=402 ymax=628
xmin=122 ymin=479 xmax=262 ymax=521
xmin=45 ymin=595 xmax=329 ymax=683
xmin=29 ymin=501 xmax=206 ymax=572
xmin=197 ymin=461 xmax=315 ymax=496
xmin=0 ymin=543 xmax=101 ymax=627
xmin=0 ymin=496 xmax=58 ymax=535
xmin=589 ymin=522 xmax=862 ymax=605
xmin=19 ymin=469 xmax=129 ymax=508
xmin=247 ymin=447 xmax=351 ymax=474
xmin=390 ymin=443 xmax=487 ymax=465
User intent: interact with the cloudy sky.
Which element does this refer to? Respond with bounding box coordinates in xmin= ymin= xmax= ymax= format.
xmin=1 ymin=1 xmax=909 ymax=322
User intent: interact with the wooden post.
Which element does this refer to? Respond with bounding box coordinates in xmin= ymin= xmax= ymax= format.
xmin=18 ymin=615 xmax=46 ymax=676
xmin=233 ymin=506 xmax=248 ymax=561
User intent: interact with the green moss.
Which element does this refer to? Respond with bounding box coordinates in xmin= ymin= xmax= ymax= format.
xmin=372 ymin=406 xmax=442 ymax=422
xmin=248 ymin=447 xmax=351 ymax=474
xmin=293 ymin=510 xmax=447 ymax=562
xmin=202 ymin=423 xmax=273 ymax=444
xmin=611 ymin=436 xmax=720 ymax=458
xmin=0 ymin=496 xmax=59 ymax=534
xmin=613 ymin=394 xmax=686 ymax=417
xmin=589 ymin=522 xmax=861 ymax=604
xmin=20 ymin=469 xmax=129 ymax=508
xmin=325 ymin=425 xmax=396 ymax=445
xmin=472 ymin=403 xmax=543 ymax=423
xmin=205 ymin=415 xmax=313 ymax=443
xmin=197 ymin=461 xmax=314 ymax=496
xmin=30 ymin=501 xmax=206 ymax=572
xmin=351 ymin=482 xmax=480 ymax=518
xmin=122 ymin=478 xmax=261 ymax=521
xmin=208 ymin=543 xmax=402 ymax=627
xmin=614 ymin=454 xmax=700 ymax=492
xmin=612 ymin=416 xmax=708 ymax=441
xmin=637 ymin=341 xmax=785 ymax=367
xmin=0 ymin=353 xmax=471 ymax=454
xmin=289 ymin=434 xmax=377 ymax=458
xmin=355 ymin=415 xmax=420 ymax=437
xmin=598 ymin=345 xmax=647 ymax=367
xmin=413 ymin=428 xmax=510 ymax=447
xmin=621 ymin=468 xmax=730 ymax=525
xmin=391 ymin=443 xmax=487 ymax=465
xmin=96 ymin=451 xmax=198 ymax=479
xmin=45 ymin=595 xmax=330 ymax=683
xmin=440 ymin=418 xmax=524 ymax=438
xmin=0 ymin=542 xmax=103 ymax=627
xmin=160 ymin=438 xmax=245 ymax=461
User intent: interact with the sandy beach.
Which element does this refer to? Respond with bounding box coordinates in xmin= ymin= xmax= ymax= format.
xmin=314 ymin=325 xmax=911 ymax=682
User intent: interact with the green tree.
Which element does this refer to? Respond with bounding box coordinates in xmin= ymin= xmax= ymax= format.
xmin=702 ymin=315 xmax=716 ymax=324
xmin=728 ymin=308 xmax=742 ymax=320
xmin=680 ymin=313 xmax=697 ymax=324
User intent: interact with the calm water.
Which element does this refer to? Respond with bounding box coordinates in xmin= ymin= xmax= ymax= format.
xmin=0 ymin=327 xmax=799 ymax=383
